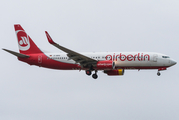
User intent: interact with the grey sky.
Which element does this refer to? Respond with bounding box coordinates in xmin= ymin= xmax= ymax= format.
xmin=0 ymin=0 xmax=179 ymax=120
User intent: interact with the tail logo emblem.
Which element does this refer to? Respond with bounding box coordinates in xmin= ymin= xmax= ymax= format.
xmin=16 ymin=30 xmax=30 ymax=51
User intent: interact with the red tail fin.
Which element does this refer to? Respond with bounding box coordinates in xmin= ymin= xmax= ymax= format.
xmin=14 ymin=24 xmax=42 ymax=54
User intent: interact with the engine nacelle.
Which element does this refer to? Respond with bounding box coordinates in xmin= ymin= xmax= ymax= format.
xmin=95 ymin=60 xmax=115 ymax=70
xmin=104 ymin=69 xmax=125 ymax=76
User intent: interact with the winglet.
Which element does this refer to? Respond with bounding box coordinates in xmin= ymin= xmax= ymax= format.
xmin=45 ymin=31 xmax=56 ymax=44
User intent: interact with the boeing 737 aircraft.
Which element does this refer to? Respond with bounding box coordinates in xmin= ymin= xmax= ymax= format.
xmin=3 ymin=24 xmax=177 ymax=79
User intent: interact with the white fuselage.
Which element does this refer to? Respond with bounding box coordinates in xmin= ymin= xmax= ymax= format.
xmin=45 ymin=52 xmax=176 ymax=70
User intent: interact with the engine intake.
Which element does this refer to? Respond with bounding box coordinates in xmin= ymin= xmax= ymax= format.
xmin=104 ymin=69 xmax=125 ymax=76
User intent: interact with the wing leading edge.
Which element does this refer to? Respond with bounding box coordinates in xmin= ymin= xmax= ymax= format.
xmin=45 ymin=31 xmax=97 ymax=68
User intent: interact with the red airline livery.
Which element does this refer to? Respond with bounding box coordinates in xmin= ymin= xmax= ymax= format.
xmin=3 ymin=24 xmax=177 ymax=79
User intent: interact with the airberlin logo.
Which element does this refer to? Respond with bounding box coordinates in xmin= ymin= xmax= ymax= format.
xmin=16 ymin=30 xmax=30 ymax=51
xmin=106 ymin=53 xmax=150 ymax=61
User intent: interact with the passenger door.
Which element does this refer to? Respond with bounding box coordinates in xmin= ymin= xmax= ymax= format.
xmin=153 ymin=54 xmax=158 ymax=62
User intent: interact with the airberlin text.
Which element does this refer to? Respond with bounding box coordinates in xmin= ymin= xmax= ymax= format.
xmin=105 ymin=53 xmax=150 ymax=61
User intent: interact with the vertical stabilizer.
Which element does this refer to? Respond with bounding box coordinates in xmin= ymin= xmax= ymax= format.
xmin=14 ymin=24 xmax=42 ymax=54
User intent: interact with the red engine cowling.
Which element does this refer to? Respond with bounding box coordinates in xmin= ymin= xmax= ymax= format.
xmin=95 ymin=60 xmax=115 ymax=70
xmin=104 ymin=69 xmax=125 ymax=76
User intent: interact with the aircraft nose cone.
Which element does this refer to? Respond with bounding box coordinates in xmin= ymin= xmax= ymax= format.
xmin=170 ymin=59 xmax=177 ymax=66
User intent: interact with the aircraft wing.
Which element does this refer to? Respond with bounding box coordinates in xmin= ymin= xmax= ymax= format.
xmin=45 ymin=31 xmax=97 ymax=67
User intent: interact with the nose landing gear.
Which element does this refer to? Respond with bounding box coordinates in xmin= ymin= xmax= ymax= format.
xmin=157 ymin=71 xmax=161 ymax=76
xmin=157 ymin=68 xmax=166 ymax=76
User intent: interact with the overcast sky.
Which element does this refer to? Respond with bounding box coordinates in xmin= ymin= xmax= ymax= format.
xmin=0 ymin=0 xmax=179 ymax=120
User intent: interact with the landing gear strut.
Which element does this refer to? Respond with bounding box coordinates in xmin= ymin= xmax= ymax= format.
xmin=92 ymin=70 xmax=98 ymax=79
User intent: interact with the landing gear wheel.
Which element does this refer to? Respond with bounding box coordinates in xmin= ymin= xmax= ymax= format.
xmin=92 ymin=74 xmax=98 ymax=79
xmin=86 ymin=70 xmax=92 ymax=76
xmin=157 ymin=72 xmax=161 ymax=76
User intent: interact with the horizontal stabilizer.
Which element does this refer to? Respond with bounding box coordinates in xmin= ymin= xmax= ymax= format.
xmin=2 ymin=48 xmax=30 ymax=58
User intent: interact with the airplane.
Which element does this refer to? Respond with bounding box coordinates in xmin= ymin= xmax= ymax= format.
xmin=3 ymin=24 xmax=177 ymax=79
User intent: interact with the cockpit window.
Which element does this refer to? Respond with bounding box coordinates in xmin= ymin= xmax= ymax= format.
xmin=162 ymin=56 xmax=170 ymax=58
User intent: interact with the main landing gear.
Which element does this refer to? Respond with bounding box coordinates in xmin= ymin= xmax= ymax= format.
xmin=86 ymin=70 xmax=92 ymax=76
xmin=85 ymin=70 xmax=98 ymax=79
xmin=157 ymin=68 xmax=167 ymax=76
xmin=92 ymin=71 xmax=98 ymax=79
